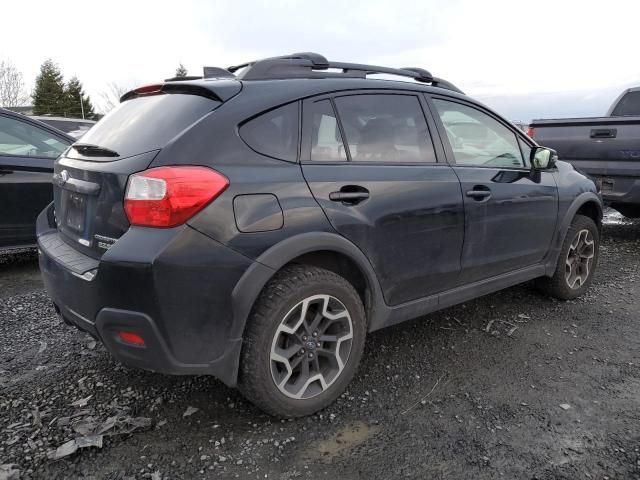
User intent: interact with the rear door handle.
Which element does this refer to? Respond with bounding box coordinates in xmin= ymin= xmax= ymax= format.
xmin=329 ymin=186 xmax=370 ymax=205
xmin=466 ymin=189 xmax=491 ymax=200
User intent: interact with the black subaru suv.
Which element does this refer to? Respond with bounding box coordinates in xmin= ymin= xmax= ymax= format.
xmin=37 ymin=53 xmax=602 ymax=417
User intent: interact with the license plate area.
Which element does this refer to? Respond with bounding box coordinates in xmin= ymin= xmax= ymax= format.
xmin=62 ymin=190 xmax=86 ymax=233
xmin=600 ymin=178 xmax=615 ymax=193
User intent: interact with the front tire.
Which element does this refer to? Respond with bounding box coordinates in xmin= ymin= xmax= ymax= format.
xmin=538 ymin=214 xmax=599 ymax=300
xmin=238 ymin=265 xmax=366 ymax=418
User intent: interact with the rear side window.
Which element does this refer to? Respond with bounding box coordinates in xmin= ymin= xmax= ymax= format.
xmin=0 ymin=115 xmax=69 ymax=158
xmin=333 ymin=94 xmax=436 ymax=163
xmin=240 ymin=103 xmax=299 ymax=162
xmin=611 ymin=91 xmax=640 ymax=116
xmin=78 ymin=94 xmax=220 ymax=159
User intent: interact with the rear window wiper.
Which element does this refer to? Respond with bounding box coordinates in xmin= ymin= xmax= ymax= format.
xmin=72 ymin=143 xmax=120 ymax=157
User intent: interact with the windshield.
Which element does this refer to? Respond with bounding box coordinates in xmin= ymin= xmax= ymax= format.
xmin=38 ymin=118 xmax=95 ymax=134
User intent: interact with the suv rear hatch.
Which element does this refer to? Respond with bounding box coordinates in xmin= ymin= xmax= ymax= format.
xmin=52 ymin=80 xmax=240 ymax=258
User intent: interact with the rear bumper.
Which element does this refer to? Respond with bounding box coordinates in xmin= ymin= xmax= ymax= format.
xmin=37 ymin=203 xmax=262 ymax=386
xmin=563 ymin=160 xmax=640 ymax=205
xmin=597 ymin=176 xmax=640 ymax=205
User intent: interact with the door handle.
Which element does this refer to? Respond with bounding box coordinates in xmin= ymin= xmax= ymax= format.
xmin=329 ymin=186 xmax=370 ymax=205
xmin=590 ymin=128 xmax=616 ymax=139
xmin=466 ymin=189 xmax=491 ymax=200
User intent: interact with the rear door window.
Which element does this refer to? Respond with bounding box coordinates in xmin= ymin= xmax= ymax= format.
xmin=77 ymin=94 xmax=220 ymax=160
xmin=333 ymin=94 xmax=436 ymax=163
xmin=0 ymin=115 xmax=68 ymax=158
xmin=308 ymin=99 xmax=347 ymax=162
xmin=240 ymin=102 xmax=299 ymax=162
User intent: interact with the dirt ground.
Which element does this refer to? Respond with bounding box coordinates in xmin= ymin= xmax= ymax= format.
xmin=1 ymin=211 xmax=639 ymax=479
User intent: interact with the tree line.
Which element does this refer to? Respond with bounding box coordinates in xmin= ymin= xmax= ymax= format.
xmin=0 ymin=60 xmax=190 ymax=119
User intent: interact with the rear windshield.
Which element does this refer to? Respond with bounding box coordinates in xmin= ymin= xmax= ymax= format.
xmin=76 ymin=94 xmax=220 ymax=159
xmin=611 ymin=91 xmax=640 ymax=116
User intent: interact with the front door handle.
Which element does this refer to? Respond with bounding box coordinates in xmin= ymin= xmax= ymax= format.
xmin=329 ymin=186 xmax=370 ymax=205
xmin=466 ymin=189 xmax=491 ymax=200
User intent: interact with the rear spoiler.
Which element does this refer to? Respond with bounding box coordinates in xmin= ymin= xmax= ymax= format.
xmin=120 ymin=79 xmax=241 ymax=103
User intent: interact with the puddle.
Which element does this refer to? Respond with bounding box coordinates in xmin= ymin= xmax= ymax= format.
xmin=302 ymin=421 xmax=380 ymax=462
xmin=603 ymin=208 xmax=634 ymax=226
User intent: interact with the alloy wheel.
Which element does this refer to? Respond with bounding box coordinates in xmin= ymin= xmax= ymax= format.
xmin=565 ymin=229 xmax=595 ymax=289
xmin=270 ymin=294 xmax=353 ymax=399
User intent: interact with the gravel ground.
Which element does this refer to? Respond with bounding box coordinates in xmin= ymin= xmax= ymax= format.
xmin=1 ymin=211 xmax=639 ymax=479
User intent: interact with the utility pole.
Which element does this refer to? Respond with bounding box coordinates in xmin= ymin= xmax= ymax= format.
xmin=80 ymin=97 xmax=85 ymax=119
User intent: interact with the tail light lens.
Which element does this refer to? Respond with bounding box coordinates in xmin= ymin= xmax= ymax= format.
xmin=117 ymin=331 xmax=146 ymax=347
xmin=526 ymin=126 xmax=535 ymax=138
xmin=124 ymin=166 xmax=229 ymax=228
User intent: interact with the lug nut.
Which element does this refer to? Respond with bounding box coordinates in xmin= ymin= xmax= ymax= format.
xmin=302 ymin=336 xmax=308 ymax=341
xmin=308 ymin=353 xmax=314 ymax=359
xmin=299 ymin=348 xmax=305 ymax=355
xmin=312 ymin=331 xmax=318 ymax=337
xmin=316 ymin=342 xmax=321 ymax=348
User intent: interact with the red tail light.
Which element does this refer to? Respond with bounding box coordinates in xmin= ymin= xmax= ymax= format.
xmin=526 ymin=126 xmax=535 ymax=138
xmin=124 ymin=166 xmax=229 ymax=228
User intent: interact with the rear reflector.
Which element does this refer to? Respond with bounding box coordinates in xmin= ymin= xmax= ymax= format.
xmin=124 ymin=166 xmax=229 ymax=228
xmin=117 ymin=331 xmax=146 ymax=346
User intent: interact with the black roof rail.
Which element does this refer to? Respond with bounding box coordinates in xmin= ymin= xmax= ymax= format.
xmin=226 ymin=52 xmax=464 ymax=94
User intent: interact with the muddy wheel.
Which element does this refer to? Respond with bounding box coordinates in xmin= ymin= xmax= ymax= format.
xmin=537 ymin=214 xmax=599 ymax=300
xmin=238 ymin=265 xmax=366 ymax=418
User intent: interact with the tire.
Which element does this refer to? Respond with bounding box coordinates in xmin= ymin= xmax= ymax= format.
xmin=238 ymin=264 xmax=366 ymax=418
xmin=537 ymin=214 xmax=599 ymax=300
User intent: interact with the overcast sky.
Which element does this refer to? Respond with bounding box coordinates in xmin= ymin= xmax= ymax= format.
xmin=1 ymin=0 xmax=638 ymax=121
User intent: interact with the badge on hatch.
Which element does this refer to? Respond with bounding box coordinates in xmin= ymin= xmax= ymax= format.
xmin=53 ymin=170 xmax=69 ymax=187
xmin=94 ymin=234 xmax=117 ymax=250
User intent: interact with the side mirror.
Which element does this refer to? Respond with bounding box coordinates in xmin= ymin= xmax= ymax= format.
xmin=530 ymin=147 xmax=557 ymax=170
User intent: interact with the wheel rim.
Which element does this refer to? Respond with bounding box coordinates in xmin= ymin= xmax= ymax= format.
xmin=270 ymin=294 xmax=353 ymax=400
xmin=565 ymin=229 xmax=595 ymax=289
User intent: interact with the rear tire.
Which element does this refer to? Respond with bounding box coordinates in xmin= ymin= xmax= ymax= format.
xmin=238 ymin=265 xmax=366 ymax=418
xmin=537 ymin=214 xmax=599 ymax=300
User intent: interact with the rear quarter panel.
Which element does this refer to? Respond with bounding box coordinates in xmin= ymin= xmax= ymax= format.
xmin=151 ymin=95 xmax=334 ymax=260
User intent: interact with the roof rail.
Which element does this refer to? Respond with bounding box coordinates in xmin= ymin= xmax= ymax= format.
xmin=226 ymin=52 xmax=464 ymax=94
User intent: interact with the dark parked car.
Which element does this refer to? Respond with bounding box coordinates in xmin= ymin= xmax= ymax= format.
xmin=0 ymin=108 xmax=73 ymax=251
xmin=34 ymin=116 xmax=96 ymax=139
xmin=37 ymin=53 xmax=603 ymax=417
xmin=529 ymin=87 xmax=640 ymax=218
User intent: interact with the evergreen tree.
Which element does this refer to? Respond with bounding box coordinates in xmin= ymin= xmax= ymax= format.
xmin=175 ymin=63 xmax=188 ymax=78
xmin=64 ymin=76 xmax=95 ymax=119
xmin=32 ymin=59 xmax=65 ymax=116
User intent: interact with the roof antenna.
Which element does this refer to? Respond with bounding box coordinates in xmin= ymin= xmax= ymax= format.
xmin=203 ymin=66 xmax=235 ymax=79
